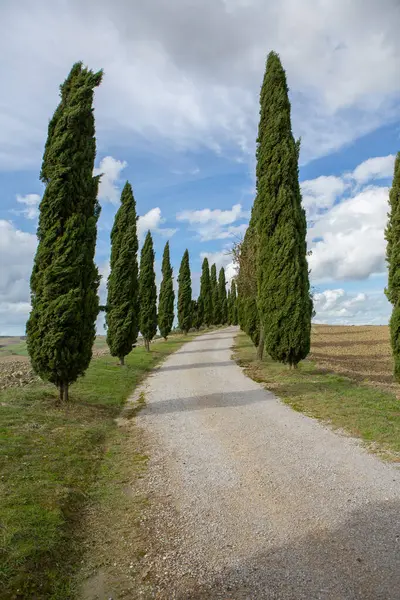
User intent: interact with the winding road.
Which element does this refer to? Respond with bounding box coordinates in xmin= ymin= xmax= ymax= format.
xmin=136 ymin=327 xmax=400 ymax=599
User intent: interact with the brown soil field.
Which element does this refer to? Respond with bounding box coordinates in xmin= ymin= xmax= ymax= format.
xmin=310 ymin=325 xmax=397 ymax=395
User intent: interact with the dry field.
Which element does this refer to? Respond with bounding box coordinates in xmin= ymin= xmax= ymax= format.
xmin=0 ymin=336 xmax=110 ymax=390
xmin=310 ymin=325 xmax=396 ymax=395
xmin=0 ymin=334 xmax=172 ymax=390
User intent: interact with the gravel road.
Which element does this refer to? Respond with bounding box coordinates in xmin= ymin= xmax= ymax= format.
xmin=136 ymin=327 xmax=400 ymax=599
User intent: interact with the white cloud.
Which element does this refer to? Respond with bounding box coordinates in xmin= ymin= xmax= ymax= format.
xmin=14 ymin=193 xmax=41 ymax=219
xmin=301 ymin=176 xmax=348 ymax=219
xmin=199 ymin=249 xmax=237 ymax=287
xmin=94 ymin=156 xmax=127 ymax=204
xmin=303 ymin=153 xmax=396 ymax=283
xmin=308 ymin=186 xmax=389 ymax=281
xmin=0 ymin=220 xmax=37 ymax=334
xmin=178 ymin=203 xmax=245 ymax=226
xmin=200 ymin=249 xmax=232 ymax=269
xmin=351 ymin=154 xmax=396 ymax=184
xmin=138 ymin=207 xmax=177 ymax=240
xmin=177 ymin=203 xmax=248 ymax=241
xmin=0 ymin=0 xmax=399 ymax=169
xmin=313 ymin=288 xmax=390 ymax=325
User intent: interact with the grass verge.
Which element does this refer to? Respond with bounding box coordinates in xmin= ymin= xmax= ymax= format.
xmin=233 ymin=332 xmax=400 ymax=461
xmin=0 ymin=335 xmax=192 ymax=599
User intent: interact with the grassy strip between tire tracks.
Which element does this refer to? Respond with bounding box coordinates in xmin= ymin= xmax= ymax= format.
xmin=234 ymin=332 xmax=400 ymax=462
xmin=0 ymin=333 xmax=196 ymax=599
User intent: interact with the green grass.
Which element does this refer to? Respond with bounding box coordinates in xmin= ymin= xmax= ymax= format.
xmin=0 ymin=341 xmax=29 ymax=357
xmin=0 ymin=335 xmax=192 ymax=599
xmin=234 ymin=332 xmax=400 ymax=460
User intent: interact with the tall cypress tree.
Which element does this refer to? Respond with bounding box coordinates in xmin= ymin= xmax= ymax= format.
xmin=106 ymin=182 xmax=139 ymax=365
xmin=235 ymin=220 xmax=259 ymax=346
xmin=200 ymin=258 xmax=212 ymax=326
xmin=227 ymin=290 xmax=232 ymax=325
xmin=230 ymin=279 xmax=239 ymax=325
xmin=158 ymin=241 xmax=175 ymax=340
xmin=139 ymin=231 xmax=157 ymax=351
xmin=191 ymin=300 xmax=198 ymax=330
xmin=196 ymin=295 xmax=204 ymax=329
xmin=218 ymin=267 xmax=228 ymax=324
xmin=178 ymin=249 xmax=192 ymax=334
xmin=27 ymin=63 xmax=102 ymax=402
xmin=385 ymin=152 xmax=400 ymax=378
xmin=210 ymin=263 xmax=220 ymax=325
xmin=256 ymin=52 xmax=311 ymax=366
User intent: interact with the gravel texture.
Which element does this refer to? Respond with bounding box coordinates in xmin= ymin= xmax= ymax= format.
xmin=135 ymin=327 xmax=400 ymax=599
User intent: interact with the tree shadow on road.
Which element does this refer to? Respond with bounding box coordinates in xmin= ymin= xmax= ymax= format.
xmin=158 ymin=361 xmax=234 ymax=372
xmin=192 ymin=335 xmax=234 ymax=342
xmin=139 ymin=389 xmax=274 ymax=417
xmin=173 ymin=500 xmax=400 ymax=600
xmin=176 ymin=347 xmax=232 ymax=354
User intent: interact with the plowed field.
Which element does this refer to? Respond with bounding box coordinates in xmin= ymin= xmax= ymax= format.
xmin=310 ymin=325 xmax=396 ymax=394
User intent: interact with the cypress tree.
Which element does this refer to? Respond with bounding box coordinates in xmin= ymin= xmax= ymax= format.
xmin=139 ymin=231 xmax=157 ymax=351
xmin=230 ymin=279 xmax=239 ymax=325
xmin=385 ymin=152 xmax=400 ymax=379
xmin=256 ymin=52 xmax=311 ymax=366
xmin=236 ymin=221 xmax=259 ymax=347
xmin=191 ymin=300 xmax=198 ymax=330
xmin=218 ymin=267 xmax=228 ymax=324
xmin=196 ymin=296 xmax=204 ymax=329
xmin=158 ymin=241 xmax=175 ymax=340
xmin=178 ymin=249 xmax=192 ymax=334
xmin=210 ymin=263 xmax=220 ymax=325
xmin=227 ymin=289 xmax=232 ymax=325
xmin=106 ymin=182 xmax=139 ymax=365
xmin=200 ymin=258 xmax=212 ymax=326
xmin=26 ymin=62 xmax=102 ymax=402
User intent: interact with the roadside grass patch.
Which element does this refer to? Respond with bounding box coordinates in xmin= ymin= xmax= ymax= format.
xmin=234 ymin=332 xmax=400 ymax=461
xmin=0 ymin=335 xmax=192 ymax=599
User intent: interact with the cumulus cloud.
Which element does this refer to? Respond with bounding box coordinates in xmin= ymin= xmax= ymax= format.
xmin=308 ymin=186 xmax=388 ymax=281
xmin=304 ymin=153 xmax=395 ymax=282
xmin=138 ymin=207 xmax=177 ymax=240
xmin=94 ymin=156 xmax=127 ymax=204
xmin=350 ymin=154 xmax=396 ymax=185
xmin=301 ymin=176 xmax=348 ymax=220
xmin=0 ymin=0 xmax=399 ymax=168
xmin=313 ymin=288 xmax=391 ymax=325
xmin=178 ymin=204 xmax=245 ymax=226
xmin=177 ymin=203 xmax=248 ymax=241
xmin=15 ymin=193 xmax=41 ymax=220
xmin=0 ymin=220 xmax=37 ymax=334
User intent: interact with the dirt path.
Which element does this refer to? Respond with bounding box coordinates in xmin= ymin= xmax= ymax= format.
xmin=136 ymin=327 xmax=400 ymax=599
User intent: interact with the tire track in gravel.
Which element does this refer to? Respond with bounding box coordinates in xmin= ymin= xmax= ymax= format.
xmin=135 ymin=327 xmax=400 ymax=599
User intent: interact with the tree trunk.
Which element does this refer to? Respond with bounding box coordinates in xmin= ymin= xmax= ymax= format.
xmin=59 ymin=382 xmax=64 ymax=403
xmin=119 ymin=356 xmax=125 ymax=366
xmin=64 ymin=384 xmax=69 ymax=402
xmin=257 ymin=324 xmax=265 ymax=361
xmin=145 ymin=338 xmax=150 ymax=352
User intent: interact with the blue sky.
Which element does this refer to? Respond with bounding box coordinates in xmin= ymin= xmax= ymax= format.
xmin=1 ymin=0 xmax=400 ymax=335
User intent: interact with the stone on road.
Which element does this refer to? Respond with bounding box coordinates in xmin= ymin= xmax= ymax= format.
xmin=136 ymin=327 xmax=400 ymax=599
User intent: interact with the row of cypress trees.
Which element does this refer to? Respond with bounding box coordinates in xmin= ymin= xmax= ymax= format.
xmin=177 ymin=253 xmax=238 ymax=334
xmin=235 ymin=51 xmax=312 ymax=367
xmin=107 ymin=229 xmax=239 ymax=363
xmin=199 ymin=258 xmax=238 ymax=328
